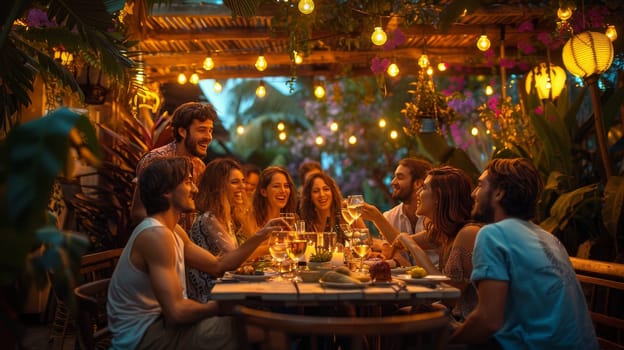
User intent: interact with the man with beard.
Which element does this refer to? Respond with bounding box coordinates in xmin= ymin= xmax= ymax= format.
xmin=108 ymin=157 xmax=288 ymax=349
xmin=360 ymin=157 xmax=433 ymax=266
xmin=130 ymin=102 xmax=216 ymax=229
xmin=451 ymin=158 xmax=597 ymax=349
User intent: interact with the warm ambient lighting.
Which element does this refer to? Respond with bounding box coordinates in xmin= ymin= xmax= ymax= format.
xmin=315 ymin=136 xmax=324 ymax=145
xmin=189 ymin=73 xmax=200 ymax=85
xmin=426 ymin=67 xmax=434 ymax=76
xmin=525 ymin=63 xmax=566 ymax=100
xmin=278 ymin=131 xmax=287 ymax=141
xmin=177 ymin=73 xmax=187 ymax=84
xmin=389 ymin=130 xmax=398 ymax=139
xmin=387 ymin=63 xmax=399 ymax=77
xmin=348 ymin=135 xmax=357 ymax=145
xmin=557 ymin=7 xmax=573 ymax=21
xmin=437 ymin=62 xmax=447 ymax=71
xmin=256 ymin=81 xmax=266 ymax=98
xmin=236 ymin=125 xmax=245 ymax=135
xmin=298 ymin=0 xmax=314 ymax=15
xmin=314 ymin=83 xmax=326 ymax=99
xmin=471 ymin=127 xmax=479 ymax=136
xmin=255 ymin=55 xmax=268 ymax=71
xmin=330 ymin=122 xmax=338 ymax=132
xmin=53 ymin=49 xmax=74 ymax=66
xmin=371 ymin=27 xmax=387 ymax=46
xmin=213 ymin=81 xmax=223 ymax=93
xmin=277 ymin=122 xmax=285 ymax=131
xmin=562 ymin=31 xmax=614 ymax=78
xmin=203 ymin=56 xmax=214 ymax=71
xmin=378 ymin=118 xmax=386 ymax=128
xmin=485 ymin=85 xmax=494 ymax=95
xmin=293 ymin=51 xmax=303 ymax=64
xmin=477 ymin=34 xmax=491 ymax=51
xmin=606 ymin=25 xmax=617 ymax=41
xmin=418 ymin=54 xmax=429 ymax=68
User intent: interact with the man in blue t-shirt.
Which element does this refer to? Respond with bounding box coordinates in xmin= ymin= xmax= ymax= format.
xmin=450 ymin=158 xmax=598 ymax=349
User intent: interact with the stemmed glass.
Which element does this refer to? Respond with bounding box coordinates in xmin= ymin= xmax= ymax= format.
xmin=286 ymin=231 xmax=308 ymax=282
xmin=279 ymin=212 xmax=297 ymax=228
xmin=347 ymin=195 xmax=364 ymax=223
xmin=350 ymin=228 xmax=371 ymax=272
xmin=341 ymin=201 xmax=355 ymax=228
xmin=269 ymin=231 xmax=289 ymax=281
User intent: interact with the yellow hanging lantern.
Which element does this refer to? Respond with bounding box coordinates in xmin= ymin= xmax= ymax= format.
xmin=562 ymin=31 xmax=614 ymax=78
xmin=525 ymin=63 xmax=567 ymax=100
xmin=371 ymin=27 xmax=387 ymax=46
xmin=477 ymin=35 xmax=491 ymax=51
xmin=387 ymin=63 xmax=399 ymax=77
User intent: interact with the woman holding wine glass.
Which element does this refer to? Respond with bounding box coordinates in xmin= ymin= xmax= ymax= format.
xmin=253 ymin=166 xmax=297 ymax=226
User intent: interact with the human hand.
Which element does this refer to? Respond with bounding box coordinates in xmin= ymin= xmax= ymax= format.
xmin=359 ymin=202 xmax=382 ymax=221
xmin=255 ymin=217 xmax=291 ymax=238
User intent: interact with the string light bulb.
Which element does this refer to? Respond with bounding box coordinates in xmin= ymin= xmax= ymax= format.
xmin=387 ymin=63 xmax=399 ymax=77
xmin=437 ymin=62 xmax=447 ymax=71
xmin=203 ymin=56 xmax=214 ymax=71
xmin=315 ymin=136 xmax=324 ymax=145
xmin=255 ymin=55 xmax=267 ymax=71
xmin=330 ymin=122 xmax=338 ymax=132
xmin=314 ymin=83 xmax=326 ymax=99
xmin=293 ymin=50 xmax=303 ymax=64
xmin=485 ymin=85 xmax=494 ymax=95
xmin=557 ymin=7 xmax=573 ymax=21
xmin=390 ymin=130 xmax=398 ymax=139
xmin=213 ymin=81 xmax=223 ymax=93
xmin=348 ymin=135 xmax=357 ymax=145
xmin=418 ymin=54 xmax=429 ymax=68
xmin=277 ymin=122 xmax=285 ymax=131
xmin=378 ymin=118 xmax=387 ymax=128
xmin=236 ymin=125 xmax=245 ymax=135
xmin=298 ymin=0 xmax=314 ymax=15
xmin=256 ymin=80 xmax=266 ymax=98
xmin=426 ymin=66 xmax=434 ymax=75
xmin=606 ymin=25 xmax=617 ymax=41
xmin=477 ymin=34 xmax=491 ymax=51
xmin=371 ymin=27 xmax=387 ymax=46
xmin=278 ymin=131 xmax=287 ymax=141
xmin=189 ymin=73 xmax=200 ymax=85
xmin=177 ymin=73 xmax=187 ymax=85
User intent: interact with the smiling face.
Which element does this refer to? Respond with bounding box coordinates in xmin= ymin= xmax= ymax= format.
xmin=226 ymin=168 xmax=246 ymax=205
xmin=310 ymin=177 xmax=333 ymax=212
xmin=180 ymin=118 xmax=214 ymax=158
xmin=170 ymin=173 xmax=198 ymax=213
xmin=260 ymin=172 xmax=291 ymax=211
xmin=390 ymin=164 xmax=419 ymax=202
xmin=416 ymin=175 xmax=436 ymax=218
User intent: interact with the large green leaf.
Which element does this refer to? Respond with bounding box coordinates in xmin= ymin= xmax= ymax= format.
xmin=602 ymin=176 xmax=624 ymax=237
xmin=540 ymin=183 xmax=599 ymax=233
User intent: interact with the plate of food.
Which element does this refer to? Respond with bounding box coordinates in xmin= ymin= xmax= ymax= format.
xmin=394 ymin=274 xmax=450 ymax=284
xmin=228 ymin=271 xmax=277 ymax=282
xmin=318 ymin=270 xmax=370 ymax=289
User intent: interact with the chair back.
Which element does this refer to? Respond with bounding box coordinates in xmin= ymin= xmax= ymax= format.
xmin=74 ymin=278 xmax=112 ymax=350
xmin=233 ymin=305 xmax=449 ymax=350
xmin=570 ymin=257 xmax=624 ymax=350
xmin=79 ymin=248 xmax=123 ymax=283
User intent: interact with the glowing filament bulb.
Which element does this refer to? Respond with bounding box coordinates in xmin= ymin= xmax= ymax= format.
xmin=557 ymin=7 xmax=572 ymax=21
xmin=477 ymin=35 xmax=491 ymax=51
xmin=277 ymin=122 xmax=285 ymax=131
xmin=387 ymin=63 xmax=399 ymax=77
xmin=330 ymin=122 xmax=338 ymax=132
xmin=213 ymin=81 xmax=223 ymax=93
xmin=418 ymin=54 xmax=429 ymax=68
xmin=256 ymin=81 xmax=266 ymax=98
xmin=378 ymin=118 xmax=386 ymax=128
xmin=236 ymin=125 xmax=245 ymax=135
xmin=437 ymin=62 xmax=447 ymax=71
xmin=293 ymin=51 xmax=303 ymax=64
xmin=390 ymin=130 xmax=398 ymax=139
xmin=189 ymin=73 xmax=200 ymax=85
xmin=348 ymin=135 xmax=357 ymax=145
xmin=255 ymin=55 xmax=267 ymax=71
xmin=177 ymin=73 xmax=187 ymax=85
xmin=485 ymin=85 xmax=494 ymax=95
xmin=314 ymin=84 xmax=326 ymax=99
xmin=315 ymin=136 xmax=324 ymax=145
xmin=371 ymin=27 xmax=387 ymax=46
xmin=203 ymin=56 xmax=214 ymax=70
xmin=278 ymin=131 xmax=287 ymax=141
xmin=471 ymin=127 xmax=479 ymax=136
xmin=298 ymin=0 xmax=314 ymax=15
xmin=606 ymin=25 xmax=617 ymax=41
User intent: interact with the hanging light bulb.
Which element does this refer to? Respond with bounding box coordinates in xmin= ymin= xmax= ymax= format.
xmin=236 ymin=125 xmax=245 ymax=135
xmin=177 ymin=73 xmax=187 ymax=85
xmin=418 ymin=54 xmax=429 ymax=68
xmin=255 ymin=55 xmax=267 ymax=71
xmin=378 ymin=118 xmax=387 ymax=128
xmin=256 ymin=80 xmax=266 ymax=98
xmin=485 ymin=85 xmax=494 ymax=95
xmin=387 ymin=63 xmax=399 ymax=77
xmin=203 ymin=56 xmax=214 ymax=70
xmin=390 ymin=130 xmax=398 ymax=139
xmin=606 ymin=25 xmax=617 ymax=41
xmin=278 ymin=131 xmax=287 ymax=141
xmin=213 ymin=81 xmax=223 ymax=93
xmin=426 ymin=66 xmax=434 ymax=75
xmin=348 ymin=135 xmax=357 ymax=145
xmin=371 ymin=26 xmax=387 ymax=46
xmin=557 ymin=7 xmax=573 ymax=21
xmin=315 ymin=136 xmax=324 ymax=145
xmin=437 ymin=62 xmax=447 ymax=71
xmin=471 ymin=127 xmax=479 ymax=136
xmin=477 ymin=34 xmax=491 ymax=51
xmin=277 ymin=122 xmax=285 ymax=131
xmin=314 ymin=83 xmax=325 ymax=99
xmin=293 ymin=50 xmax=303 ymax=64
xmin=189 ymin=73 xmax=200 ymax=85
xmin=298 ymin=0 xmax=314 ymax=15
xmin=330 ymin=122 xmax=338 ymax=132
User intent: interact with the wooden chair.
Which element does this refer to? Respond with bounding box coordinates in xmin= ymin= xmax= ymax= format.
xmin=47 ymin=248 xmax=122 ymax=349
xmin=570 ymin=257 xmax=624 ymax=350
xmin=233 ymin=305 xmax=449 ymax=350
xmin=74 ymin=278 xmax=112 ymax=350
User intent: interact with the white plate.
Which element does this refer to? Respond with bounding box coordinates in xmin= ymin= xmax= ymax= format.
xmin=391 ymin=266 xmax=421 ymax=275
xmin=319 ymin=279 xmax=370 ymax=289
xmin=394 ymin=274 xmax=450 ymax=284
xmin=229 ymin=271 xmax=277 ymax=282
xmin=370 ymin=279 xmax=401 ymax=287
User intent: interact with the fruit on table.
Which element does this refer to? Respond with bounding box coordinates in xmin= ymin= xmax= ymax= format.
xmin=369 ymin=260 xmax=392 ymax=282
xmin=408 ymin=266 xmax=427 ymax=278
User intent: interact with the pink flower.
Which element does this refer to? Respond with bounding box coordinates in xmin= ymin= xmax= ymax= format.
xmin=383 ymin=29 xmax=406 ymax=50
xmin=517 ymin=41 xmax=536 ymax=55
xmin=370 ymin=56 xmax=389 ymax=74
xmin=500 ymin=58 xmax=515 ymax=69
xmin=534 ymin=106 xmax=544 ymax=115
xmin=518 ymin=20 xmax=534 ymax=33
xmin=537 ymin=32 xmax=553 ymax=47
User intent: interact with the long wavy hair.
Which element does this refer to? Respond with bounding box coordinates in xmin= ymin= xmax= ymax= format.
xmin=424 ymin=166 xmax=474 ymax=246
xmin=195 ymin=158 xmax=256 ymax=236
xmin=253 ymin=166 xmax=297 ymax=226
xmin=299 ymin=172 xmax=343 ymax=230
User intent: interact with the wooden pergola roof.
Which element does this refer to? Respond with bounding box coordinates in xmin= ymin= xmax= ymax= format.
xmin=128 ymin=1 xmax=624 ymax=84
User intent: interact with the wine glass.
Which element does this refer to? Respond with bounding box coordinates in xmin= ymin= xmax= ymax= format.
xmin=287 ymin=231 xmax=308 ymax=282
xmin=347 ymin=195 xmax=364 ymax=222
xmin=269 ymin=231 xmax=289 ymax=281
xmin=341 ymin=205 xmax=355 ymax=227
xmin=279 ymin=212 xmax=296 ymax=229
xmin=350 ymin=228 xmax=371 ymax=272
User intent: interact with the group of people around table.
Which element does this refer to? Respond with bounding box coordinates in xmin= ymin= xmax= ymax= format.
xmin=107 ymin=102 xmax=599 ymax=349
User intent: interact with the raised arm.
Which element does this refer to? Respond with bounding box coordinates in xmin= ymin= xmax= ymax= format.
xmin=396 ymin=232 xmax=439 ymax=273
xmin=360 ymin=202 xmax=401 ymax=242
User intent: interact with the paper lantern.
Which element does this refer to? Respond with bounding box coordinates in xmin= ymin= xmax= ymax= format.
xmin=525 ymin=63 xmax=567 ymax=100
xmin=562 ymin=31 xmax=614 ymax=78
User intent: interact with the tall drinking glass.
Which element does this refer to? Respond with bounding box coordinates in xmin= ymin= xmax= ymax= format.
xmin=269 ymin=231 xmax=289 ymax=281
xmin=350 ymin=228 xmax=371 ymax=272
xmin=279 ymin=212 xmax=296 ymax=228
xmin=347 ymin=195 xmax=364 ymax=222
xmin=287 ymin=231 xmax=308 ymax=282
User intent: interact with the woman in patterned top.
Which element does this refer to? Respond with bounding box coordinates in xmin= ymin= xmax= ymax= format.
xmin=186 ymin=158 xmax=259 ymax=303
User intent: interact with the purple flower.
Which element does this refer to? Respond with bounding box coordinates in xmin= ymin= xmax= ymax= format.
xmin=518 ymin=20 xmax=534 ymax=33
xmin=370 ymin=56 xmax=390 ymax=75
xmin=383 ymin=29 xmax=406 ymax=50
xmin=26 ymin=8 xmax=56 ymax=28
xmin=517 ymin=41 xmax=536 ymax=55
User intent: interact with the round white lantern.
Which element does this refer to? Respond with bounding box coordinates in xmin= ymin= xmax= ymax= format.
xmin=525 ymin=63 xmax=567 ymax=100
xmin=562 ymin=31 xmax=614 ymax=78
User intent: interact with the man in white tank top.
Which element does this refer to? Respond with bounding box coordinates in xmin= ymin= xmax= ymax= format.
xmin=108 ymin=157 xmax=288 ymax=349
